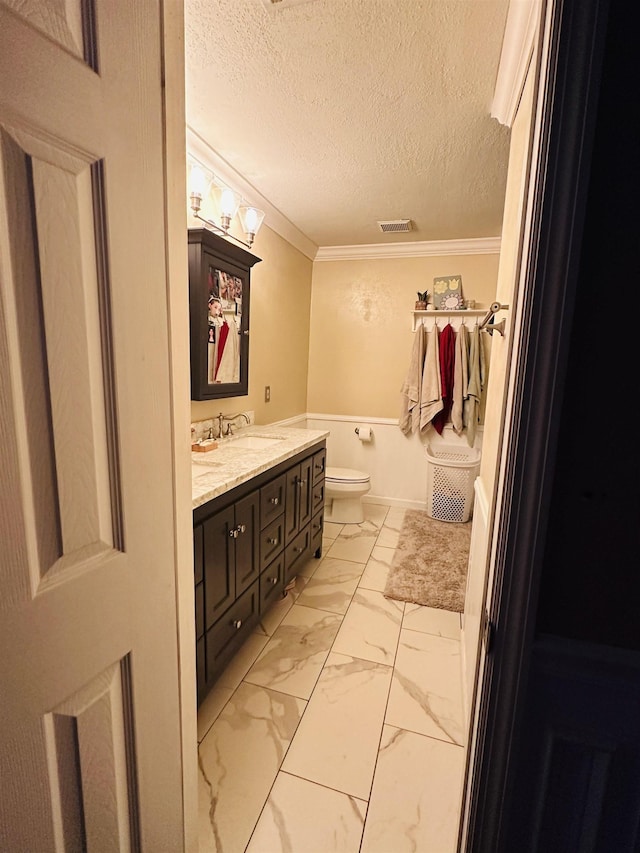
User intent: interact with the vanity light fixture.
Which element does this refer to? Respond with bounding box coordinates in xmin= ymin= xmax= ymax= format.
xmin=188 ymin=159 xmax=265 ymax=249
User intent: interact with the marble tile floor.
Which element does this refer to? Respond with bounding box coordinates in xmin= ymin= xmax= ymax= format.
xmin=197 ymin=504 xmax=466 ymax=853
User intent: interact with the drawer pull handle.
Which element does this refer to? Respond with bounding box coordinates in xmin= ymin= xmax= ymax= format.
xmin=294 ymin=546 xmax=304 ymax=553
xmin=267 ymin=537 xmax=278 ymax=545
xmin=236 ymin=524 xmax=247 ymax=534
xmin=269 ymin=497 xmax=280 ymax=505
xmin=232 ymin=619 xmax=242 ymax=630
xmin=269 ymin=577 xmax=278 ymax=585
xmin=315 ymin=463 xmax=323 ymax=470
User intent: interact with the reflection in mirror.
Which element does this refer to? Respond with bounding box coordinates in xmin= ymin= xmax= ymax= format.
xmin=207 ymin=266 xmax=243 ymax=384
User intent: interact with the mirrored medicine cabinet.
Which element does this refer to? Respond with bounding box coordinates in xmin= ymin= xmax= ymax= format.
xmin=188 ymin=228 xmax=261 ymax=400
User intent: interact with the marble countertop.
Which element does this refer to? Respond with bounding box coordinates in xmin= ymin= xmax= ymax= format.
xmin=192 ymin=425 xmax=330 ymax=510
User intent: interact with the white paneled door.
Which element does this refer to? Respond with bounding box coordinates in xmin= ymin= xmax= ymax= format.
xmin=0 ymin=2 xmax=187 ymax=850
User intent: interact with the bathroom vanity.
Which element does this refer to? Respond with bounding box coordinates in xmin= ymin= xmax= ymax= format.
xmin=192 ymin=427 xmax=328 ymax=704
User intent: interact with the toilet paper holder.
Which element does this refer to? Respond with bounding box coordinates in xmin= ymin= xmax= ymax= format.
xmin=354 ymin=426 xmax=373 ymax=438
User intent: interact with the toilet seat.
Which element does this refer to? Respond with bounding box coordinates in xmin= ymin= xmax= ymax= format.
xmin=325 ymin=466 xmax=370 ymax=484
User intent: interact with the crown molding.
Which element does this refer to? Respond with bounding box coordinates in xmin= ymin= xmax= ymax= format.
xmin=314 ymin=237 xmax=501 ymax=262
xmin=186 ymin=126 xmax=318 ymax=260
xmin=491 ymin=0 xmax=541 ymax=127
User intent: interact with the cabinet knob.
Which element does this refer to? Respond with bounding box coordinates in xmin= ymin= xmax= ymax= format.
xmin=232 ymin=619 xmax=242 ymax=630
xmin=315 ymin=463 xmax=323 ymax=471
xmin=269 ymin=577 xmax=278 ymax=585
xmin=294 ymin=546 xmax=304 ymax=554
xmin=237 ymin=523 xmax=246 ymax=534
xmin=298 ymin=479 xmax=306 ymax=487
xmin=269 ymin=496 xmax=280 ymax=505
xmin=267 ymin=537 xmax=278 ymax=545
xmin=229 ymin=528 xmax=238 ymax=538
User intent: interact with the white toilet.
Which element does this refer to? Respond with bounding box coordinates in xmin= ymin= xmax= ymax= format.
xmin=325 ymin=467 xmax=371 ymax=524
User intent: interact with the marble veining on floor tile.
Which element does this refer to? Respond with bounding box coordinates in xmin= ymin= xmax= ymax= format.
xmin=386 ymin=630 xmax=465 ymax=745
xmin=198 ymin=682 xmax=306 ymax=853
xmin=246 ymin=772 xmax=367 ymax=853
xmin=244 ymin=604 xmax=343 ymax=699
xmin=255 ymin=575 xmax=309 ymax=637
xmin=403 ymin=603 xmax=461 ymax=639
xmin=296 ymin=556 xmax=365 ymax=614
xmin=358 ymin=545 xmax=395 ymax=593
xmin=332 ymin=588 xmax=404 ymax=665
xmin=325 ymin=531 xmax=378 ymax=565
xmin=282 ymin=652 xmax=393 ymax=800
xmin=361 ymin=725 xmax=464 ymax=853
xmin=374 ymin=507 xmax=406 ymax=549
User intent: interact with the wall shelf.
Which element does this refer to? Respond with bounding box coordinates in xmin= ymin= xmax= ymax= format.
xmin=412 ymin=303 xmax=509 ymax=335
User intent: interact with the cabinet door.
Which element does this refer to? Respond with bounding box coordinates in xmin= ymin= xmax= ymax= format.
xmin=203 ymin=504 xmax=236 ymax=629
xmin=235 ymin=491 xmax=260 ymax=597
xmin=298 ymin=456 xmax=313 ymax=531
xmin=284 ymin=463 xmax=301 ymax=545
xmin=194 ymin=522 xmax=204 ymax=585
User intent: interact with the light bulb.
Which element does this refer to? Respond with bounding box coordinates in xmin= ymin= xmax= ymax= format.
xmin=244 ymin=207 xmax=258 ymax=232
xmin=189 ymin=165 xmax=206 ymax=196
xmin=220 ymin=188 xmax=237 ymax=217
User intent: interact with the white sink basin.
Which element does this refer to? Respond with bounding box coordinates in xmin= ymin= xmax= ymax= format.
xmin=228 ymin=435 xmax=284 ymax=450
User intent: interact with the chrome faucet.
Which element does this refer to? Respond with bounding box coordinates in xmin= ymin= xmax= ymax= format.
xmin=220 ymin=412 xmax=250 ymax=437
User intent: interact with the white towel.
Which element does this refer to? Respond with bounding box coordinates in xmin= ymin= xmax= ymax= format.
xmin=399 ymin=324 xmax=425 ymax=434
xmin=420 ymin=327 xmax=443 ymax=431
xmin=464 ymin=327 xmax=482 ymax=447
xmin=451 ymin=324 xmax=469 ymax=434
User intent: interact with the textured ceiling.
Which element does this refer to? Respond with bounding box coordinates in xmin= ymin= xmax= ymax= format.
xmin=185 ymin=0 xmax=511 ymax=248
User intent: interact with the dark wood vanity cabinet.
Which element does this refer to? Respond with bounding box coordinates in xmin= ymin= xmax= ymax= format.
xmin=193 ymin=441 xmax=326 ymax=704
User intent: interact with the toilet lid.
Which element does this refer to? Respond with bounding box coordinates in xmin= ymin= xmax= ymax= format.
xmin=325 ymin=466 xmax=370 ymax=484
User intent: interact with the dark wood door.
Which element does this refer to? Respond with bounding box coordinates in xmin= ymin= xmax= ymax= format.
xmin=203 ymin=504 xmax=236 ymax=629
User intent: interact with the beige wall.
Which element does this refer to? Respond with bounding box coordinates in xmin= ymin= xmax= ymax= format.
xmin=190 ymin=223 xmax=313 ymax=426
xmin=307 ymin=253 xmax=500 ymax=418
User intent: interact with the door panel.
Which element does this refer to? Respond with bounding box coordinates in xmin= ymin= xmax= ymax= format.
xmin=0 ymin=3 xmax=186 ymax=849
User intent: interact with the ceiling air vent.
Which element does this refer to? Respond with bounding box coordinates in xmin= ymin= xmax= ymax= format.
xmin=377 ymin=219 xmax=412 ymax=233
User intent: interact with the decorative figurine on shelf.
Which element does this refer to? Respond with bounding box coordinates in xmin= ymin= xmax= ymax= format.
xmin=415 ymin=290 xmax=429 ymax=310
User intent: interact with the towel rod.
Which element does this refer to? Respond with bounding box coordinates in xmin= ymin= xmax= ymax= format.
xmin=478 ymin=301 xmax=510 ymax=336
xmin=411 ymin=303 xmax=509 ymax=335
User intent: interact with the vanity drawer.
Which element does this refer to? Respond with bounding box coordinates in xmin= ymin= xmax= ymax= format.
xmin=260 ymin=553 xmax=284 ymax=612
xmin=195 ymin=581 xmax=204 ymax=639
xmin=284 ymin=524 xmax=311 ymax=584
xmin=205 ymin=581 xmax=260 ymax=682
xmin=311 ymin=509 xmax=324 ymax=555
xmin=312 ymin=448 xmax=326 ymax=484
xmin=311 ymin=481 xmax=325 ymax=515
xmin=260 ymin=474 xmax=286 ymax=529
xmin=260 ymin=515 xmax=285 ymax=572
